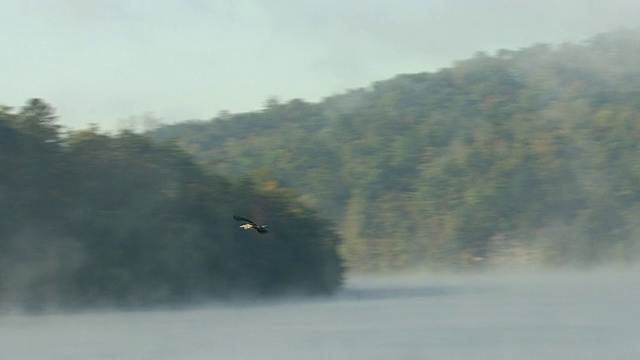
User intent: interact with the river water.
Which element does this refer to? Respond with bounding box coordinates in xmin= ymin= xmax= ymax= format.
xmin=1 ymin=268 xmax=639 ymax=359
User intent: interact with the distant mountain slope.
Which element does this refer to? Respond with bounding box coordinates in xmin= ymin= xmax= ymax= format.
xmin=150 ymin=28 xmax=640 ymax=270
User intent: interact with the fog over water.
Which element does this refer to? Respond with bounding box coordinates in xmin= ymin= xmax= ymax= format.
xmin=2 ymin=268 xmax=639 ymax=359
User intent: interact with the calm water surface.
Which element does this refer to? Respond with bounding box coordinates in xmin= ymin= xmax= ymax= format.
xmin=1 ymin=269 xmax=639 ymax=359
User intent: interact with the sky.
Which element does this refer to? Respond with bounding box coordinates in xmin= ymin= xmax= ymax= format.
xmin=2 ymin=0 xmax=639 ymax=130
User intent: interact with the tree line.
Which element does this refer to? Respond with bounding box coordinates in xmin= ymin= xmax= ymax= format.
xmin=0 ymin=100 xmax=344 ymax=312
xmin=152 ymin=28 xmax=640 ymax=271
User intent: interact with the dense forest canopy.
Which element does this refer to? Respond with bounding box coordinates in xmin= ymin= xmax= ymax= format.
xmin=0 ymin=100 xmax=344 ymax=312
xmin=2 ymin=29 xmax=639 ymax=313
xmin=152 ymin=28 xmax=640 ymax=271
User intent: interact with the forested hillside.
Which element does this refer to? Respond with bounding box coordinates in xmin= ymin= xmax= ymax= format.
xmin=152 ymin=28 xmax=640 ymax=271
xmin=0 ymin=100 xmax=344 ymax=312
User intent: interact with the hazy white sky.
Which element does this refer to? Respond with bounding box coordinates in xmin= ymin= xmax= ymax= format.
xmin=2 ymin=0 xmax=639 ymax=130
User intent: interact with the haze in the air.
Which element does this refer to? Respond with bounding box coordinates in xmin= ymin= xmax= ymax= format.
xmin=1 ymin=0 xmax=639 ymax=130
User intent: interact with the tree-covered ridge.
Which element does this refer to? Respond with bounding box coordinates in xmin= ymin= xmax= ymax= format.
xmin=0 ymin=100 xmax=344 ymax=312
xmin=152 ymin=28 xmax=640 ymax=270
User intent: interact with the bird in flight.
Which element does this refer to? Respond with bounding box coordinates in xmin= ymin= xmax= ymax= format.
xmin=233 ymin=215 xmax=268 ymax=234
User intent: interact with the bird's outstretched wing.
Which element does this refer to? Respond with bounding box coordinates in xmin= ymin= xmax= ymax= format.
xmin=233 ymin=215 xmax=257 ymax=226
xmin=255 ymin=227 xmax=268 ymax=234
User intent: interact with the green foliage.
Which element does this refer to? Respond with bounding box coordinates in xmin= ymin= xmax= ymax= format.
xmin=0 ymin=103 xmax=344 ymax=311
xmin=149 ymin=28 xmax=640 ymax=271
